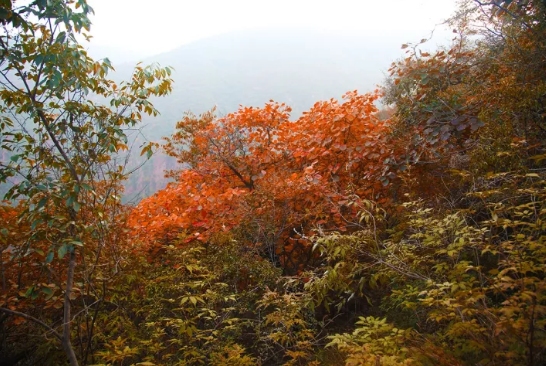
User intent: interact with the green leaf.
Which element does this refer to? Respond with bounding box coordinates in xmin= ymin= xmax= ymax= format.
xmin=56 ymin=31 xmax=66 ymax=43
xmin=73 ymin=200 xmax=81 ymax=212
xmin=58 ymin=244 xmax=68 ymax=259
xmin=31 ymin=218 xmax=43 ymax=231
xmin=33 ymin=54 xmax=43 ymax=66
xmin=45 ymin=251 xmax=54 ymax=264
xmin=24 ymin=286 xmax=38 ymax=300
xmin=36 ymin=197 xmax=48 ymax=209
xmin=66 ymin=195 xmax=74 ymax=208
xmin=81 ymin=183 xmax=93 ymax=191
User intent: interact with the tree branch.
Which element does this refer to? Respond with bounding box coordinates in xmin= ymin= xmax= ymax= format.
xmin=0 ymin=307 xmax=62 ymax=341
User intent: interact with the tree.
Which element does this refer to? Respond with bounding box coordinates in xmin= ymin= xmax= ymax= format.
xmin=381 ymin=0 xmax=546 ymax=204
xmin=131 ymin=91 xmax=394 ymax=273
xmin=0 ymin=1 xmax=172 ymax=364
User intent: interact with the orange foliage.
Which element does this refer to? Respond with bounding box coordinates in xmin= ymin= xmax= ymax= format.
xmin=129 ymin=91 xmax=395 ymax=271
xmin=0 ymin=202 xmax=65 ymax=317
xmin=0 ymin=182 xmax=129 ymax=323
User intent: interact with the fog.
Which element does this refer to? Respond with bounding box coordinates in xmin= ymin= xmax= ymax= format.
xmin=85 ymin=0 xmax=456 ymax=64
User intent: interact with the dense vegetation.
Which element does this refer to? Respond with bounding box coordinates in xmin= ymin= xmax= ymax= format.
xmin=1 ymin=0 xmax=545 ymax=365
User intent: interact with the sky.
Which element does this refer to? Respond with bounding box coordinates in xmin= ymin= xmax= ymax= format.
xmin=86 ymin=0 xmax=458 ymax=62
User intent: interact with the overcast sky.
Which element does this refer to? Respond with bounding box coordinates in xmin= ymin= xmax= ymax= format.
xmin=85 ymin=0 xmax=458 ymax=61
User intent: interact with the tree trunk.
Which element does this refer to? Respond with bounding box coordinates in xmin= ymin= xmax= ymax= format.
xmin=63 ymin=250 xmax=79 ymax=366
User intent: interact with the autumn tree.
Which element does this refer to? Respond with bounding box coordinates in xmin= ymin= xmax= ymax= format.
xmin=0 ymin=1 xmax=172 ymax=364
xmin=135 ymin=103 xmax=297 ymax=266
xmin=130 ymin=91 xmax=394 ymax=273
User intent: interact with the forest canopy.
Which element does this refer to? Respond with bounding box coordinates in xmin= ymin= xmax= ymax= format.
xmin=1 ymin=0 xmax=546 ymax=365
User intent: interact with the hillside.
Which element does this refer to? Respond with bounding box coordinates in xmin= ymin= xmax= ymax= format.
xmin=4 ymin=1 xmax=546 ymax=364
xmin=112 ymin=28 xmax=425 ymax=200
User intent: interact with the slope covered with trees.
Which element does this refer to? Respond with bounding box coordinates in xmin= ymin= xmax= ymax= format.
xmin=116 ymin=27 xmax=420 ymax=200
xmin=1 ymin=0 xmax=546 ymax=365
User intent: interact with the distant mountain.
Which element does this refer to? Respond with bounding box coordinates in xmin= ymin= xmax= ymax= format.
xmin=106 ymin=28 xmax=424 ymax=200
xmin=118 ymin=28 xmax=420 ymax=136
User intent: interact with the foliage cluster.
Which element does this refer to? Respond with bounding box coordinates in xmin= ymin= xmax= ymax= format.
xmin=130 ymin=90 xmax=392 ymax=274
xmin=2 ymin=0 xmax=546 ymax=365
